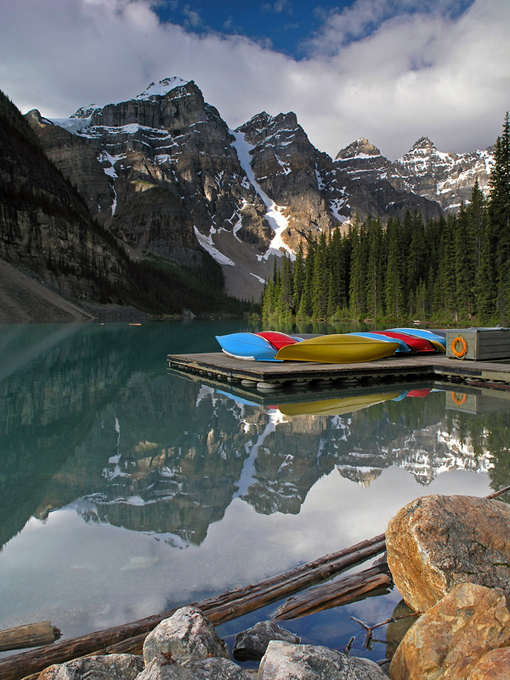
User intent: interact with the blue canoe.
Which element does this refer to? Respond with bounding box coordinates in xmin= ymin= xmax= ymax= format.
xmin=215 ymin=332 xmax=282 ymax=361
xmin=347 ymin=332 xmax=411 ymax=353
xmin=387 ymin=328 xmax=446 ymax=351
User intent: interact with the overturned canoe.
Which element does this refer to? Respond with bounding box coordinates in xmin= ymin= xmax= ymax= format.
xmin=275 ymin=334 xmax=400 ymax=364
xmin=370 ymin=330 xmax=435 ymax=353
xmin=347 ymin=331 xmax=411 ymax=353
xmin=256 ymin=331 xmax=301 ymax=350
xmin=215 ymin=332 xmax=281 ymax=361
xmin=387 ymin=328 xmax=446 ymax=351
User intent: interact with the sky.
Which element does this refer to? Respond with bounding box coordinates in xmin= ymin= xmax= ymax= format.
xmin=0 ymin=0 xmax=509 ymax=160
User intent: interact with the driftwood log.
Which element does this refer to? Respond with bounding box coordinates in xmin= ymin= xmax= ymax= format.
xmin=0 ymin=533 xmax=385 ymax=680
xmin=274 ymin=563 xmax=392 ymax=620
xmin=0 ymin=621 xmax=61 ymax=653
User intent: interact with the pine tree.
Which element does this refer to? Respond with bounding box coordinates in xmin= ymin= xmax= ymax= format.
xmin=384 ymin=218 xmax=404 ymax=318
xmin=311 ymin=232 xmax=329 ymax=319
xmin=348 ymin=221 xmax=367 ymax=320
xmin=365 ymin=217 xmax=384 ymax=319
xmin=292 ymin=243 xmax=305 ymax=312
xmin=488 ymin=112 xmax=510 ymax=320
xmin=437 ymin=215 xmax=457 ymax=319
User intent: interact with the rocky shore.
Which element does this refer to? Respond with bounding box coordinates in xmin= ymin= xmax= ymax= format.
xmin=31 ymin=494 xmax=510 ymax=679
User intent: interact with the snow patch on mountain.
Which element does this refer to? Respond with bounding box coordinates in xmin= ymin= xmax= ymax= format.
xmin=136 ymin=77 xmax=189 ymax=100
xmin=231 ymin=130 xmax=295 ymax=261
xmin=193 ymin=227 xmax=235 ymax=266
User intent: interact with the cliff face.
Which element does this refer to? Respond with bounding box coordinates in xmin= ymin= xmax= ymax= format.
xmin=0 ymin=90 xmax=128 ymax=303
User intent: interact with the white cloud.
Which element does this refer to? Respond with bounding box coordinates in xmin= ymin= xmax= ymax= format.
xmin=0 ymin=0 xmax=508 ymax=160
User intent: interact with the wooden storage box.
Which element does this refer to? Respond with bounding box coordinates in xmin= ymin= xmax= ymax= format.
xmin=446 ymin=327 xmax=510 ymax=361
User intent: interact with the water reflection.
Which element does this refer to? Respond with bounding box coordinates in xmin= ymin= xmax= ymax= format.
xmin=0 ymin=321 xmax=508 ymax=649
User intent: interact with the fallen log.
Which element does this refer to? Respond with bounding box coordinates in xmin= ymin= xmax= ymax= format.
xmin=273 ymin=563 xmax=393 ymax=621
xmin=0 ymin=533 xmax=385 ymax=680
xmin=0 ymin=621 xmax=61 ymax=653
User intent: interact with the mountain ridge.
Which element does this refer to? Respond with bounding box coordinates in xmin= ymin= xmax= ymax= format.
xmin=28 ymin=76 xmax=487 ymax=300
xmin=0 ymin=76 xmax=497 ymax=311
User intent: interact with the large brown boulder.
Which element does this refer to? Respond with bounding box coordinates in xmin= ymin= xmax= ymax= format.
xmin=386 ymin=495 xmax=510 ymax=612
xmin=389 ymin=582 xmax=510 ymax=680
xmin=467 ymin=647 xmax=510 ymax=678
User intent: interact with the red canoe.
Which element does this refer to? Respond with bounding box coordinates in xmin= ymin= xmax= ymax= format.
xmin=371 ymin=330 xmax=435 ymax=353
xmin=256 ymin=331 xmax=299 ymax=350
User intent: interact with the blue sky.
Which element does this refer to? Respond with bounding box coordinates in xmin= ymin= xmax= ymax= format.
xmin=154 ymin=1 xmax=359 ymax=57
xmin=0 ymin=0 xmax=508 ymax=159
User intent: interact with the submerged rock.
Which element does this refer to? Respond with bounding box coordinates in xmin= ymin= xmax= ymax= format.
xmin=386 ymin=494 xmax=510 ymax=612
xmin=233 ymin=620 xmax=300 ymax=661
xmin=389 ymin=582 xmax=510 ymax=680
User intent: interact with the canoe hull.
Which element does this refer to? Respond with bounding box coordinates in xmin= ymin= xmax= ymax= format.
xmin=275 ymin=334 xmax=400 ymax=363
xmin=215 ymin=333 xmax=281 ymax=361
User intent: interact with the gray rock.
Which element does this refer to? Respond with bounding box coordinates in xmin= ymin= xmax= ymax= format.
xmin=37 ymin=654 xmax=144 ymax=680
xmin=143 ymin=606 xmax=230 ymax=666
xmin=258 ymin=640 xmax=388 ymax=679
xmin=233 ymin=620 xmax=300 ymax=661
xmin=136 ymin=657 xmax=250 ymax=680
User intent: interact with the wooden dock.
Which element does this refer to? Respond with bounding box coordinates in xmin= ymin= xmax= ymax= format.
xmin=167 ymin=351 xmax=510 ymax=393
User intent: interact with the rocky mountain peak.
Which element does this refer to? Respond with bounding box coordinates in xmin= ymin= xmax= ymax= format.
xmin=335 ymin=137 xmax=381 ymax=160
xmin=136 ymin=76 xmax=190 ymax=100
xmin=410 ymin=136 xmax=436 ymax=154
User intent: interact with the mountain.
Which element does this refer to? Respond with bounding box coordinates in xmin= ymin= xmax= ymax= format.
xmin=27 ymin=78 xmax=276 ymax=301
xmin=0 ymin=89 xmax=130 ymax=312
xmin=335 ymin=136 xmax=494 ymax=214
xmin=24 ymin=77 xmax=493 ymax=302
xmin=0 ymin=87 xmax=249 ymax=320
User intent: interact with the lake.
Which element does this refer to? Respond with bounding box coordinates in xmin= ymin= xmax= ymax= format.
xmin=0 ymin=320 xmax=508 ymax=666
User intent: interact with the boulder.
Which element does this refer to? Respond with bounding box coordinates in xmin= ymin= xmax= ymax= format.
xmin=386 ymin=495 xmax=510 ymax=612
xmin=467 ymin=647 xmax=510 ymax=678
xmin=385 ymin=599 xmax=418 ymax=662
xmin=258 ymin=640 xmax=388 ymax=679
xmin=37 ymin=654 xmax=144 ymax=680
xmin=136 ymin=656 xmax=250 ymax=680
xmin=389 ymin=582 xmax=510 ymax=680
xmin=142 ymin=606 xmax=230 ymax=666
xmin=233 ymin=620 xmax=300 ymax=661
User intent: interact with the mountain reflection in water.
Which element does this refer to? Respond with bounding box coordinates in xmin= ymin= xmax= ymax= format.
xmin=0 ymin=321 xmax=507 ymax=657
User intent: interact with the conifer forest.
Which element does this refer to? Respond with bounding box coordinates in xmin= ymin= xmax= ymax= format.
xmin=262 ymin=114 xmax=510 ymax=326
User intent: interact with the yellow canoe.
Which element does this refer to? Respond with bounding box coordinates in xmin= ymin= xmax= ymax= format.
xmin=279 ymin=392 xmax=401 ymax=416
xmin=275 ymin=334 xmax=400 ymax=364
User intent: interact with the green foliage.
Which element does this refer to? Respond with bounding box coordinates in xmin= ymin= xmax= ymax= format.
xmin=261 ymin=113 xmax=510 ymax=325
xmin=124 ymin=253 xmax=250 ymax=316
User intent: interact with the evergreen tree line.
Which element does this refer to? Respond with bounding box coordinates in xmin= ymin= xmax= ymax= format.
xmin=262 ymin=114 xmax=510 ymax=326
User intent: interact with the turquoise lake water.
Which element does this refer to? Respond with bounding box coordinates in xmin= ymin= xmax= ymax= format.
xmin=0 ymin=320 xmax=508 ymax=665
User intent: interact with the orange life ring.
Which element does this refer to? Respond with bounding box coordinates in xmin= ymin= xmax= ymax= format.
xmin=451 ymin=391 xmax=468 ymax=406
xmin=451 ymin=334 xmax=468 ymax=359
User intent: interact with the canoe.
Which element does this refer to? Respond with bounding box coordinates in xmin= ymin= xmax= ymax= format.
xmin=387 ymin=328 xmax=446 ymax=352
xmin=279 ymin=392 xmax=401 ymax=417
xmin=256 ymin=331 xmax=301 ymax=350
xmin=370 ymin=330 xmax=435 ymax=353
xmin=347 ymin=332 xmax=411 ymax=353
xmin=215 ymin=332 xmax=281 ymax=361
xmin=275 ymin=334 xmax=400 ymax=364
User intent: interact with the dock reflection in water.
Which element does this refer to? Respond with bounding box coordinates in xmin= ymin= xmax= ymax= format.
xmin=0 ymin=321 xmax=508 ymax=661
